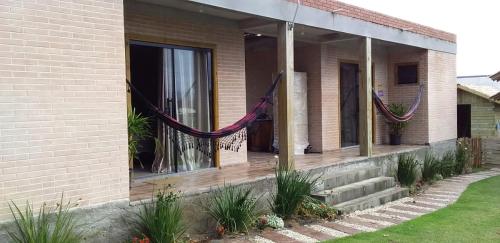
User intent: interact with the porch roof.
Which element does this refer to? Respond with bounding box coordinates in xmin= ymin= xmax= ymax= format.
xmin=157 ymin=0 xmax=458 ymax=53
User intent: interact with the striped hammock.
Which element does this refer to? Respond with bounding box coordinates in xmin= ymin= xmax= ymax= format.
xmin=127 ymin=73 xmax=282 ymax=156
xmin=372 ymin=85 xmax=424 ymax=123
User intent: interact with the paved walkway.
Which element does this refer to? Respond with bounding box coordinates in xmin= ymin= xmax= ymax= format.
xmin=251 ymin=168 xmax=500 ymax=243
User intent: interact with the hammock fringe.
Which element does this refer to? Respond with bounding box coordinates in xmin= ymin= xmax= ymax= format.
xmin=127 ymin=73 xmax=282 ymax=156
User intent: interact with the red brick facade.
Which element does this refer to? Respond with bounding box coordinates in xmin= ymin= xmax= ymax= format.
xmin=289 ymin=0 xmax=456 ymax=43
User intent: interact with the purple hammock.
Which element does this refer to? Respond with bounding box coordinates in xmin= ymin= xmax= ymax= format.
xmin=127 ymin=73 xmax=282 ymax=156
xmin=372 ymin=85 xmax=424 ymax=123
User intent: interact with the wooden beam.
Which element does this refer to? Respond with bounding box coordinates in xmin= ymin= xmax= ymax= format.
xmin=359 ymin=37 xmax=373 ymax=157
xmin=277 ymin=21 xmax=295 ymax=170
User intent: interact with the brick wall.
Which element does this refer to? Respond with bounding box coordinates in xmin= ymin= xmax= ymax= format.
xmin=0 ymin=0 xmax=127 ymax=220
xmin=124 ymin=1 xmax=247 ymax=166
xmin=388 ymin=47 xmax=429 ymax=144
xmin=427 ymin=50 xmax=457 ymax=143
xmin=288 ymin=0 xmax=456 ymax=43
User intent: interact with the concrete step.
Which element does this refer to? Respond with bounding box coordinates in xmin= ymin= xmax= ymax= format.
xmin=312 ymin=176 xmax=396 ymax=205
xmin=335 ymin=187 xmax=409 ymax=214
xmin=319 ymin=167 xmax=382 ymax=191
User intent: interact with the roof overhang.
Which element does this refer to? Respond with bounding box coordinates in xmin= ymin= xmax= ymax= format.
xmin=458 ymin=84 xmax=500 ymax=105
xmin=186 ymin=0 xmax=457 ymax=54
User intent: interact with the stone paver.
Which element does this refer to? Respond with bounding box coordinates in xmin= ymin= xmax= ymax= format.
xmin=249 ymin=169 xmax=500 ymax=242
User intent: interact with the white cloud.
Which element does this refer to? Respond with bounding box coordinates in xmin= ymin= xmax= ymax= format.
xmin=339 ymin=0 xmax=500 ymax=76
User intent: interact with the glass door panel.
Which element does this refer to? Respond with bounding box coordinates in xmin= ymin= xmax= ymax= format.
xmin=157 ymin=46 xmax=214 ymax=173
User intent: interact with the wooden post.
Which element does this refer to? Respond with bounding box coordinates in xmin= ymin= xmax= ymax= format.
xmin=277 ymin=21 xmax=295 ymax=170
xmin=359 ymin=37 xmax=373 ymax=157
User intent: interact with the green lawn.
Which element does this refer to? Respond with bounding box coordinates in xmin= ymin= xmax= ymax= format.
xmin=328 ymin=175 xmax=500 ymax=243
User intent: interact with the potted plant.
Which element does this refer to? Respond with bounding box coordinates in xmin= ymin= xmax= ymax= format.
xmin=128 ymin=108 xmax=151 ymax=183
xmin=388 ymin=103 xmax=408 ymax=145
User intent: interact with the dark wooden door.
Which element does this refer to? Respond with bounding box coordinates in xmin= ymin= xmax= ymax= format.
xmin=457 ymin=104 xmax=471 ymax=138
xmin=340 ymin=63 xmax=360 ymax=147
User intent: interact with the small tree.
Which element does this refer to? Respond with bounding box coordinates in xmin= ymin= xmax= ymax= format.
xmin=388 ymin=103 xmax=408 ymax=145
xmin=128 ymin=108 xmax=151 ymax=168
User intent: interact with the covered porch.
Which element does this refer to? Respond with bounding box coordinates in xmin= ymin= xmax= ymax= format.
xmin=124 ymin=0 xmax=454 ymax=193
xmin=130 ymin=144 xmax=423 ymax=202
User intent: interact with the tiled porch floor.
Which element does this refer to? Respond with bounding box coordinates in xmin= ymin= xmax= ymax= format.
xmin=129 ymin=145 xmax=423 ymax=202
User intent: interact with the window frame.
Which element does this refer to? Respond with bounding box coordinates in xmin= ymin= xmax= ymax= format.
xmin=395 ymin=62 xmax=419 ymax=85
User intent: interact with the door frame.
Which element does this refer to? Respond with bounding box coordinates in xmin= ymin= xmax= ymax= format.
xmin=338 ymin=60 xmax=376 ymax=148
xmin=125 ymin=33 xmax=221 ymax=168
xmin=338 ymin=60 xmax=360 ymax=148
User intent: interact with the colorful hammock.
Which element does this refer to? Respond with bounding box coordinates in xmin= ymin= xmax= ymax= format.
xmin=127 ymin=73 xmax=282 ymax=156
xmin=372 ymin=85 xmax=424 ymax=123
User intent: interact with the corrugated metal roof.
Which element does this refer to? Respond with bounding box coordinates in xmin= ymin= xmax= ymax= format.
xmin=457 ymin=75 xmax=500 ymax=97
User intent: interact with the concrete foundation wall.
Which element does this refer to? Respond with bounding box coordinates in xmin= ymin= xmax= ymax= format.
xmin=1 ymin=142 xmax=457 ymax=242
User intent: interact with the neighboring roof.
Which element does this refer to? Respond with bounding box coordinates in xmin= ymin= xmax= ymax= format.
xmin=491 ymin=71 xmax=500 ymax=81
xmin=457 ymin=75 xmax=500 ymax=104
xmin=289 ymin=0 xmax=456 ymax=43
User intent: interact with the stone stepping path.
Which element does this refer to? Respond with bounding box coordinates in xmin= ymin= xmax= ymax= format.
xmin=250 ymin=169 xmax=500 ymax=242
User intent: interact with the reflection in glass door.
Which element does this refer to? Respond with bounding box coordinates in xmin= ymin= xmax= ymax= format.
xmin=131 ymin=41 xmax=214 ymax=173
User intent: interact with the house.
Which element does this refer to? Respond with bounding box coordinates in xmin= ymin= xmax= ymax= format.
xmin=0 ymin=0 xmax=457 ymax=240
xmin=457 ymin=75 xmax=500 ymax=138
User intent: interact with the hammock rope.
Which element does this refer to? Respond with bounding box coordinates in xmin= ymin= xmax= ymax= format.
xmin=372 ymin=85 xmax=424 ymax=123
xmin=127 ymin=73 xmax=282 ymax=155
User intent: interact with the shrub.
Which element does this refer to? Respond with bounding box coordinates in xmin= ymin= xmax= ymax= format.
xmin=257 ymin=214 xmax=284 ymax=229
xmin=439 ymin=151 xmax=456 ymax=178
xmin=131 ymin=190 xmax=186 ymax=243
xmin=397 ymin=153 xmax=419 ymax=187
xmin=128 ymin=108 xmax=151 ymax=168
xmin=205 ymin=185 xmax=261 ymax=234
xmin=387 ymin=103 xmax=409 ymax=136
xmin=297 ymin=197 xmax=337 ymax=220
xmin=271 ymin=168 xmax=319 ymax=219
xmin=455 ymin=141 xmax=471 ymax=174
xmin=7 ymin=197 xmax=82 ymax=243
xmin=421 ymin=153 xmax=440 ymax=182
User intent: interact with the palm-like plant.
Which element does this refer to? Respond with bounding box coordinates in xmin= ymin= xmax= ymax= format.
xmin=397 ymin=153 xmax=419 ymax=187
xmin=205 ymin=185 xmax=261 ymax=234
xmin=131 ymin=191 xmax=186 ymax=243
xmin=7 ymin=197 xmax=82 ymax=243
xmin=387 ymin=103 xmax=408 ymax=136
xmin=421 ymin=153 xmax=440 ymax=182
xmin=128 ymin=108 xmax=151 ymax=168
xmin=271 ymin=168 xmax=319 ymax=219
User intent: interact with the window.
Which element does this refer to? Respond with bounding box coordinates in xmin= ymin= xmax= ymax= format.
xmin=396 ymin=63 xmax=418 ymax=84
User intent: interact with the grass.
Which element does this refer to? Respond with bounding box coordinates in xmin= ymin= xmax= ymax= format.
xmin=327 ymin=174 xmax=500 ymax=243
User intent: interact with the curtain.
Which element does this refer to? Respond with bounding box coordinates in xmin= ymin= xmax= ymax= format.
xmin=155 ymin=47 xmax=213 ymax=173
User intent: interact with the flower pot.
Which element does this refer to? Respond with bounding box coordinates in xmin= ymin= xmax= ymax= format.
xmin=389 ymin=134 xmax=402 ymax=145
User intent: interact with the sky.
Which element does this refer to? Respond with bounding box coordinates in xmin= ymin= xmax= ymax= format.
xmin=340 ymin=0 xmax=500 ymax=76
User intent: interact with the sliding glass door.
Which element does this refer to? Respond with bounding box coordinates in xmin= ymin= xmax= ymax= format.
xmin=160 ymin=46 xmax=214 ymax=173
xmin=131 ymin=41 xmax=214 ymax=173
